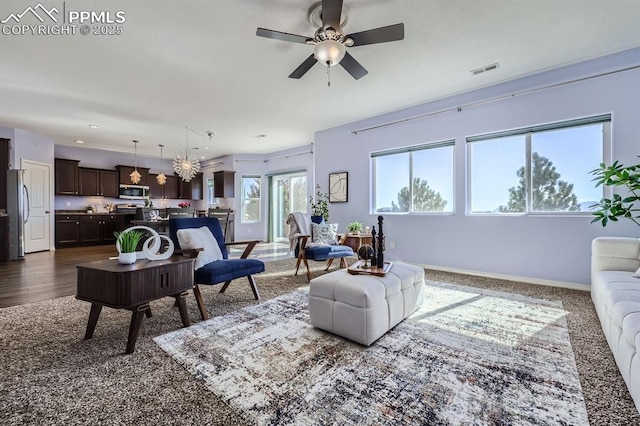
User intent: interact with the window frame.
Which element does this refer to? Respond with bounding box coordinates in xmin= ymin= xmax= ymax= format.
xmin=466 ymin=115 xmax=612 ymax=216
xmin=370 ymin=139 xmax=456 ymax=215
xmin=240 ymin=175 xmax=262 ymax=224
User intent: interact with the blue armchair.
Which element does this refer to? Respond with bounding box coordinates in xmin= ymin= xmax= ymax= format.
xmin=169 ymin=217 xmax=265 ymax=320
xmin=286 ymin=212 xmax=354 ymax=281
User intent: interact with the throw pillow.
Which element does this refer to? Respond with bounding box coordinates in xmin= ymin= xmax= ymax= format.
xmin=176 ymin=226 xmax=223 ymax=270
xmin=312 ymin=223 xmax=338 ymax=245
xmin=634 ymin=266 xmax=640 ymax=278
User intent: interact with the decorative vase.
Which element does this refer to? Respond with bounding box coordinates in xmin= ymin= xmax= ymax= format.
xmin=311 ymin=215 xmax=324 ymax=224
xmin=118 ymin=252 xmax=136 ymax=265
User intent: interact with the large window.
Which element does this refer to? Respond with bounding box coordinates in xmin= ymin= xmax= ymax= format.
xmin=372 ymin=140 xmax=454 ymax=213
xmin=241 ymin=176 xmax=261 ymax=223
xmin=206 ymin=177 xmax=215 ymax=205
xmin=467 ymin=115 xmax=610 ymax=214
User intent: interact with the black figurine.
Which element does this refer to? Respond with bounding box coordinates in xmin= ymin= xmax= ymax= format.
xmin=371 ymin=226 xmax=377 ymax=266
xmin=376 ymin=216 xmax=384 ymax=268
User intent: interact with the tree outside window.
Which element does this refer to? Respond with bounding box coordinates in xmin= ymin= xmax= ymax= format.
xmin=241 ymin=176 xmax=261 ymax=223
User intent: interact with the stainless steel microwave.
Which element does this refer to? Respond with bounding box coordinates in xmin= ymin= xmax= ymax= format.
xmin=118 ymin=184 xmax=150 ymax=200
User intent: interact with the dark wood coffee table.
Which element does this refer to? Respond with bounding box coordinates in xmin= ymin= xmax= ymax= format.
xmin=76 ymin=256 xmax=195 ymax=354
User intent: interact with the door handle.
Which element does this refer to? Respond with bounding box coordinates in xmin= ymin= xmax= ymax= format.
xmin=45 ymin=211 xmax=50 ymax=214
xmin=23 ymin=185 xmax=30 ymax=224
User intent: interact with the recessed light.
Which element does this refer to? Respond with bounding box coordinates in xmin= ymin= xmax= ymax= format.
xmin=200 ymin=156 xmax=206 ymax=159
xmin=75 ymin=140 xmax=85 ymax=144
xmin=203 ymin=146 xmax=210 ymax=150
xmin=255 ymin=134 xmax=267 ymax=138
xmin=88 ymin=124 xmax=100 ymax=129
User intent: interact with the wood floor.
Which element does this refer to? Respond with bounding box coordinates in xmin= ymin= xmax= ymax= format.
xmin=0 ymin=245 xmax=116 ymax=308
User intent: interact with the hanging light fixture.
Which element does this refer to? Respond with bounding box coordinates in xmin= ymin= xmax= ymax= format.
xmin=130 ymin=140 xmax=141 ymax=184
xmin=156 ymin=144 xmax=167 ymax=185
xmin=173 ymin=126 xmax=201 ymax=182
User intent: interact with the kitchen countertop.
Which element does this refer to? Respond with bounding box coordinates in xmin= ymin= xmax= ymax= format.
xmin=55 ymin=210 xmax=132 ymax=215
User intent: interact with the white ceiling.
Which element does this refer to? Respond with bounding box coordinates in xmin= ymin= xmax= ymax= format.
xmin=1 ymin=0 xmax=639 ymax=160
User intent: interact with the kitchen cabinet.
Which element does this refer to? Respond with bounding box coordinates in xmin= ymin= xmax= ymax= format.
xmin=79 ymin=168 xmax=119 ymax=197
xmin=148 ymin=174 xmax=179 ymax=199
xmin=178 ymin=173 xmax=203 ymax=200
xmin=79 ymin=214 xmax=118 ymax=244
xmin=116 ymin=165 xmax=150 ymax=186
xmin=55 ymin=158 xmax=80 ymax=195
xmin=0 ymin=138 xmax=9 ymax=211
xmin=214 ymin=171 xmax=235 ymax=198
xmin=55 ymin=214 xmax=80 ymax=247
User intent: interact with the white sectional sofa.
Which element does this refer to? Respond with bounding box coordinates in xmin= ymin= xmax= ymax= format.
xmin=591 ymin=237 xmax=640 ymax=411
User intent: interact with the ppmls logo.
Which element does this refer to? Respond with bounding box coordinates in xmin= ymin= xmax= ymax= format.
xmin=1 ymin=3 xmax=59 ymax=24
xmin=1 ymin=2 xmax=126 ymax=36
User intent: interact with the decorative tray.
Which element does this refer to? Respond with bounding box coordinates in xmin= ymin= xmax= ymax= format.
xmin=347 ymin=261 xmax=393 ymax=277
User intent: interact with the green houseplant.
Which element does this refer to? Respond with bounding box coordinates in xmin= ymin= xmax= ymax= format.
xmin=309 ymin=185 xmax=329 ymax=222
xmin=115 ymin=229 xmax=145 ymax=264
xmin=347 ymin=221 xmax=363 ymax=234
xmin=589 ymin=158 xmax=640 ymax=228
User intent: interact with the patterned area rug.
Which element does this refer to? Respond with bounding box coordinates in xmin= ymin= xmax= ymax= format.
xmin=154 ymin=281 xmax=588 ymax=425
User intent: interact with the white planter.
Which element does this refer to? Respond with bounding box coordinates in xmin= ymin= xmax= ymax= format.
xmin=118 ymin=252 xmax=137 ymax=265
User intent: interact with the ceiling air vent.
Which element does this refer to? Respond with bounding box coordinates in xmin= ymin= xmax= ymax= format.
xmin=471 ymin=62 xmax=499 ymax=76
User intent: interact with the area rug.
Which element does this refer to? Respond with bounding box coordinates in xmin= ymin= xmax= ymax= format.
xmin=154 ymin=281 xmax=588 ymax=425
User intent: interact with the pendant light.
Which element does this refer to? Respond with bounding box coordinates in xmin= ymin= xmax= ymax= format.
xmin=173 ymin=126 xmax=201 ymax=182
xmin=130 ymin=140 xmax=141 ymax=184
xmin=156 ymin=144 xmax=167 ymax=185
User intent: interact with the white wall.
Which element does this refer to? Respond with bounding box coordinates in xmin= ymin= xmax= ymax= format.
xmin=315 ymin=48 xmax=640 ymax=286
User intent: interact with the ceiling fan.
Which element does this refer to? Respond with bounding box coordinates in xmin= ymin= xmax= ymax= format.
xmin=256 ymin=0 xmax=404 ymax=82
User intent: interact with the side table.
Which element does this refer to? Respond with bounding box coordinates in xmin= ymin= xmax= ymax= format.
xmin=341 ymin=234 xmax=373 ymax=252
xmin=76 ymin=256 xmax=195 ymax=354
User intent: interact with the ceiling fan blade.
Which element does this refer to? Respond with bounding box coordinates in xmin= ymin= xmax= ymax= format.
xmin=347 ymin=23 xmax=404 ymax=47
xmin=321 ymin=0 xmax=343 ymax=28
xmin=289 ymin=55 xmax=318 ymax=79
xmin=340 ymin=52 xmax=368 ymax=80
xmin=256 ymin=27 xmax=311 ymax=44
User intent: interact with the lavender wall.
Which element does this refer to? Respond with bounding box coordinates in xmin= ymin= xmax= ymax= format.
xmin=314 ymin=48 xmax=640 ymax=286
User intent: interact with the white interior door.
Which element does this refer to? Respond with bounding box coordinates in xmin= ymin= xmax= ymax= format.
xmin=22 ymin=160 xmax=52 ymax=253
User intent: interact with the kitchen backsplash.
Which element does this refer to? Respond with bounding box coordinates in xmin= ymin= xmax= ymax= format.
xmin=55 ymin=195 xmax=207 ymax=211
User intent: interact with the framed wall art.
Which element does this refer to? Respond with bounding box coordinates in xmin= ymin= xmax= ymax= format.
xmin=329 ymin=172 xmax=348 ymax=203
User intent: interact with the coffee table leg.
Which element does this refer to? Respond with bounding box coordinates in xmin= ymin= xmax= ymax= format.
xmin=125 ymin=304 xmax=149 ymax=354
xmin=175 ymin=292 xmax=190 ymax=327
xmin=84 ymin=303 xmax=102 ymax=340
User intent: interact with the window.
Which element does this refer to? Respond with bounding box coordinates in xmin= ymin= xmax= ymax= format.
xmin=206 ymin=177 xmax=215 ymax=205
xmin=372 ymin=140 xmax=454 ymax=213
xmin=467 ymin=115 xmax=610 ymax=214
xmin=241 ymin=176 xmax=261 ymax=223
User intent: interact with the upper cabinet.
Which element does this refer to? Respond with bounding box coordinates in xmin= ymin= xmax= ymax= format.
xmin=55 ymin=158 xmax=80 ymax=195
xmin=116 ymin=165 xmax=150 ymax=186
xmin=148 ymin=174 xmax=180 ymax=199
xmin=79 ymin=168 xmax=119 ymax=197
xmin=178 ymin=173 xmax=203 ymax=200
xmin=214 ymin=171 xmax=235 ymax=198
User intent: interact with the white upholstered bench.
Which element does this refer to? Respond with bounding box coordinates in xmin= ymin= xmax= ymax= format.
xmin=308 ymin=262 xmax=425 ymax=346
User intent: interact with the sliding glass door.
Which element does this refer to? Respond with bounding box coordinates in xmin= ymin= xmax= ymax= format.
xmin=269 ymin=172 xmax=307 ymax=242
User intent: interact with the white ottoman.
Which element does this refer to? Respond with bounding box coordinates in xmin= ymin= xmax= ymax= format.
xmin=308 ymin=262 xmax=425 ymax=346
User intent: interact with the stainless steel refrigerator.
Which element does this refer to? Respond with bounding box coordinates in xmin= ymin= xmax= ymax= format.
xmin=7 ymin=169 xmax=28 ymax=260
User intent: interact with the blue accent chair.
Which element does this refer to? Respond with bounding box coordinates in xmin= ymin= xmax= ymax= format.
xmin=286 ymin=212 xmax=354 ymax=282
xmin=169 ymin=217 xmax=265 ymax=320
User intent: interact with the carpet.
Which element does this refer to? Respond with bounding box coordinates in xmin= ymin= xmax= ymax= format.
xmin=154 ymin=281 xmax=589 ymax=425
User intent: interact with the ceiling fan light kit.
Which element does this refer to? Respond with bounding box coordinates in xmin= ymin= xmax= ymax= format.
xmin=256 ymin=0 xmax=404 ymax=83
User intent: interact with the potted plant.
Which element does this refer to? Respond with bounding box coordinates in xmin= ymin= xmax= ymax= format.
xmin=590 ymin=157 xmax=640 ymax=228
xmin=309 ymin=185 xmax=329 ymax=223
xmin=115 ymin=229 xmax=145 ymax=264
xmin=347 ymin=221 xmax=363 ymax=235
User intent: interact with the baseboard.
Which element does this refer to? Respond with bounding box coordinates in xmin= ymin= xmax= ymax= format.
xmin=414 ymin=262 xmax=591 ymax=292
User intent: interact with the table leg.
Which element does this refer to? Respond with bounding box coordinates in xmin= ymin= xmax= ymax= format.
xmin=84 ymin=303 xmax=103 ymax=340
xmin=175 ymin=292 xmax=190 ymax=327
xmin=125 ymin=304 xmax=148 ymax=354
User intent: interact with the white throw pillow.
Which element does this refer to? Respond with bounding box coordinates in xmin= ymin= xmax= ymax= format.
xmin=312 ymin=223 xmax=338 ymax=245
xmin=176 ymin=226 xmax=223 ymax=270
xmin=634 ymin=266 xmax=640 ymax=278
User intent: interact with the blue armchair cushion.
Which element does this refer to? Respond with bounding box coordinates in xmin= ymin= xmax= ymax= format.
xmin=195 ymin=258 xmax=265 ymax=285
xmin=305 ymin=244 xmax=353 ymax=261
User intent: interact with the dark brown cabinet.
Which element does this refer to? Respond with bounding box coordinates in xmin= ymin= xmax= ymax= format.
xmin=117 ymin=165 xmax=150 ymax=186
xmin=79 ymin=168 xmax=119 ymax=197
xmin=55 ymin=214 xmax=80 ymax=247
xmin=148 ymin=174 xmax=179 ymax=199
xmin=55 ymin=158 xmax=80 ymax=195
xmin=178 ymin=173 xmax=204 ymax=200
xmin=214 ymin=171 xmax=235 ymax=198
xmin=79 ymin=214 xmax=118 ymax=244
xmin=0 ymin=138 xmax=10 ymax=211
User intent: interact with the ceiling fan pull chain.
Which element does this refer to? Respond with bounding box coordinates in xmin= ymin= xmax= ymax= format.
xmin=327 ymin=61 xmax=331 ymax=87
